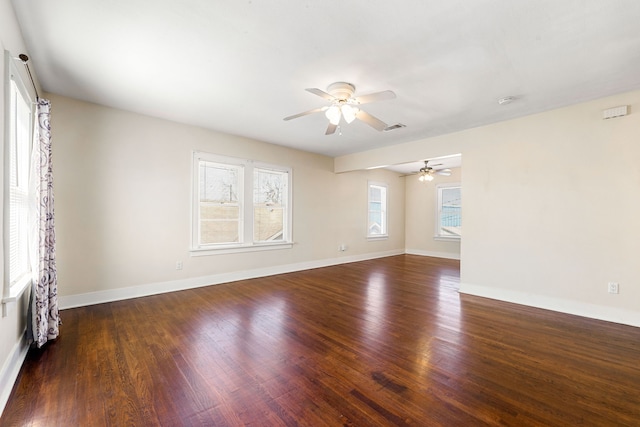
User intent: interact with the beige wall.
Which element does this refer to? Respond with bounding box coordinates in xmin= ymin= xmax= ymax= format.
xmin=405 ymin=167 xmax=461 ymax=259
xmin=334 ymin=169 xmax=406 ymax=254
xmin=460 ymin=91 xmax=640 ymax=325
xmin=336 ymin=89 xmax=640 ymax=326
xmin=49 ymin=93 xmax=405 ymax=299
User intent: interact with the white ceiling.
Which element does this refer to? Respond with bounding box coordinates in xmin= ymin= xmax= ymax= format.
xmin=11 ymin=0 xmax=640 ymax=159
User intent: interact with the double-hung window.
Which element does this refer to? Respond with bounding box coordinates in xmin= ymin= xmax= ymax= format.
xmin=367 ymin=181 xmax=388 ymax=239
xmin=253 ymin=167 xmax=289 ymax=243
xmin=192 ymin=152 xmax=292 ymax=254
xmin=3 ymin=51 xmax=35 ymax=307
xmin=435 ymin=183 xmax=461 ymax=239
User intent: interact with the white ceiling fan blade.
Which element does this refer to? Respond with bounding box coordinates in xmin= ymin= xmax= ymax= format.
xmin=435 ymin=169 xmax=452 ymax=176
xmin=356 ymin=110 xmax=387 ymax=131
xmin=306 ymin=88 xmax=336 ymax=101
xmin=325 ymin=122 xmax=338 ymax=135
xmin=354 ymin=90 xmax=396 ymax=105
xmin=283 ymin=106 xmax=328 ymax=121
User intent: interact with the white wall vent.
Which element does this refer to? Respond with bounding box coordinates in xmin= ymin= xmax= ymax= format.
xmin=602 ymin=105 xmax=628 ymax=120
xmin=383 ymin=123 xmax=406 ymax=132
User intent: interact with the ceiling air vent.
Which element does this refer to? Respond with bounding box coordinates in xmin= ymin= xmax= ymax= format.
xmin=384 ymin=123 xmax=406 ymax=132
xmin=602 ymin=105 xmax=628 ymax=119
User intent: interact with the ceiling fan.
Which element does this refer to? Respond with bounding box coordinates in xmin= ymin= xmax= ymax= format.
xmin=410 ymin=161 xmax=452 ymax=182
xmin=283 ymin=82 xmax=396 ymax=135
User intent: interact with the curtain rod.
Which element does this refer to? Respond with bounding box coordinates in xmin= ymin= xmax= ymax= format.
xmin=18 ymin=53 xmax=40 ymax=100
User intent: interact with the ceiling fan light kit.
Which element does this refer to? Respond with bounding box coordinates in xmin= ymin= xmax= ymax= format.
xmin=284 ymin=81 xmax=397 ymax=135
xmin=340 ymin=104 xmax=359 ymax=123
xmin=418 ymin=173 xmax=434 ymax=182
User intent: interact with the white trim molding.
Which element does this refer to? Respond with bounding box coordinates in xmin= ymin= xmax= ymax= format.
xmin=405 ymin=249 xmax=461 ymax=260
xmin=459 ymin=282 xmax=640 ymax=328
xmin=59 ymin=249 xmax=404 ymax=310
xmin=0 ymin=333 xmax=29 ymax=418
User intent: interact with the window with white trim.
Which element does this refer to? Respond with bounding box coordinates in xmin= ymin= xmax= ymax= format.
xmin=436 ymin=183 xmax=461 ymax=239
xmin=367 ymin=181 xmax=388 ymax=238
xmin=253 ymin=167 xmax=289 ymax=242
xmin=192 ymin=152 xmax=292 ymax=254
xmin=4 ymin=51 xmax=35 ymax=301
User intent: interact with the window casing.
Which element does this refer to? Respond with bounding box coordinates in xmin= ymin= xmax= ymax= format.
xmin=3 ymin=51 xmax=35 ymax=305
xmin=435 ymin=183 xmax=461 ymax=240
xmin=367 ymin=181 xmax=388 ymax=239
xmin=192 ymin=152 xmax=292 ymax=255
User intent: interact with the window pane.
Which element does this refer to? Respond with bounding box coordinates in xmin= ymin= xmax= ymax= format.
xmin=439 ymin=186 xmax=461 ymax=237
xmin=199 ymin=161 xmax=242 ymax=244
xmin=368 ymin=184 xmax=387 ymax=237
xmin=253 ymin=168 xmax=287 ymax=242
xmin=369 ymin=186 xmax=382 ymax=202
xmin=9 ymin=80 xmax=32 ymax=286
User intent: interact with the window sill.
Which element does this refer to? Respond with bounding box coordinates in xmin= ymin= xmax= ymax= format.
xmin=367 ymin=235 xmax=389 ymax=241
xmin=2 ymin=276 xmax=31 ymax=317
xmin=190 ymin=241 xmax=293 ymax=257
xmin=434 ymin=236 xmax=461 ymax=242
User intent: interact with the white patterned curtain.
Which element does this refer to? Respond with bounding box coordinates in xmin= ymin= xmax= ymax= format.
xmin=28 ymin=98 xmax=60 ymax=348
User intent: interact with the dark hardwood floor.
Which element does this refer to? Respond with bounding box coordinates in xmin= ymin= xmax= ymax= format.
xmin=2 ymin=255 xmax=639 ymax=426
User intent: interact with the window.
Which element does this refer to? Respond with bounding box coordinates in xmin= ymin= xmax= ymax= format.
xmin=367 ymin=181 xmax=388 ymax=238
xmin=198 ymin=161 xmax=243 ymax=245
xmin=436 ymin=183 xmax=461 ymax=239
xmin=3 ymin=51 xmax=35 ymax=302
xmin=192 ymin=152 xmax=292 ymax=254
xmin=253 ymin=167 xmax=288 ymax=242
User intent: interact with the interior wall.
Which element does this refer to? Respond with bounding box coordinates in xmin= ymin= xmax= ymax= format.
xmin=48 ymin=93 xmax=405 ymax=300
xmin=334 ymin=169 xmax=406 ymax=255
xmin=336 ymin=89 xmax=640 ymax=327
xmin=460 ymin=91 xmax=640 ymax=326
xmin=405 ymin=167 xmax=461 ymax=259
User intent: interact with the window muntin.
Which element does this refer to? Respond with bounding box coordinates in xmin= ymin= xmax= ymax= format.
xmin=436 ymin=183 xmax=461 ymax=239
xmin=192 ymin=152 xmax=292 ymax=253
xmin=367 ymin=182 xmax=388 ymax=238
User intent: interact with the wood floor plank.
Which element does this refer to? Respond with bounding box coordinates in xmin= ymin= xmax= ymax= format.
xmin=2 ymin=255 xmax=640 ymax=426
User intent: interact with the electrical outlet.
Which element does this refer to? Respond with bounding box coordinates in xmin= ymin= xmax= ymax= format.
xmin=176 ymin=261 xmax=183 ymax=270
xmin=607 ymin=282 xmax=619 ymax=294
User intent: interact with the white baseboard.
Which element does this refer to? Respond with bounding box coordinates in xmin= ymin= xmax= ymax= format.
xmin=459 ymin=282 xmax=640 ymax=328
xmin=0 ymin=333 xmax=29 ymax=418
xmin=405 ymin=248 xmax=461 ymax=260
xmin=59 ymin=249 xmax=404 ymax=310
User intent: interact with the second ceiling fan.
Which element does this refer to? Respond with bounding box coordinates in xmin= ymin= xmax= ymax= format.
xmin=284 ymin=82 xmax=396 ymax=135
xmin=412 ymin=161 xmax=452 ymax=182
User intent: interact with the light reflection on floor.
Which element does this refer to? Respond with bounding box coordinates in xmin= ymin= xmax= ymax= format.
xmin=414 ymin=271 xmax=464 ymax=379
xmin=363 ymin=271 xmax=388 ymax=344
xmin=191 ymin=297 xmax=288 ymax=375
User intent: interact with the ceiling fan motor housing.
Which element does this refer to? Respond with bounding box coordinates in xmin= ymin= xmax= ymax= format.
xmin=327 ymin=82 xmax=356 ymax=101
